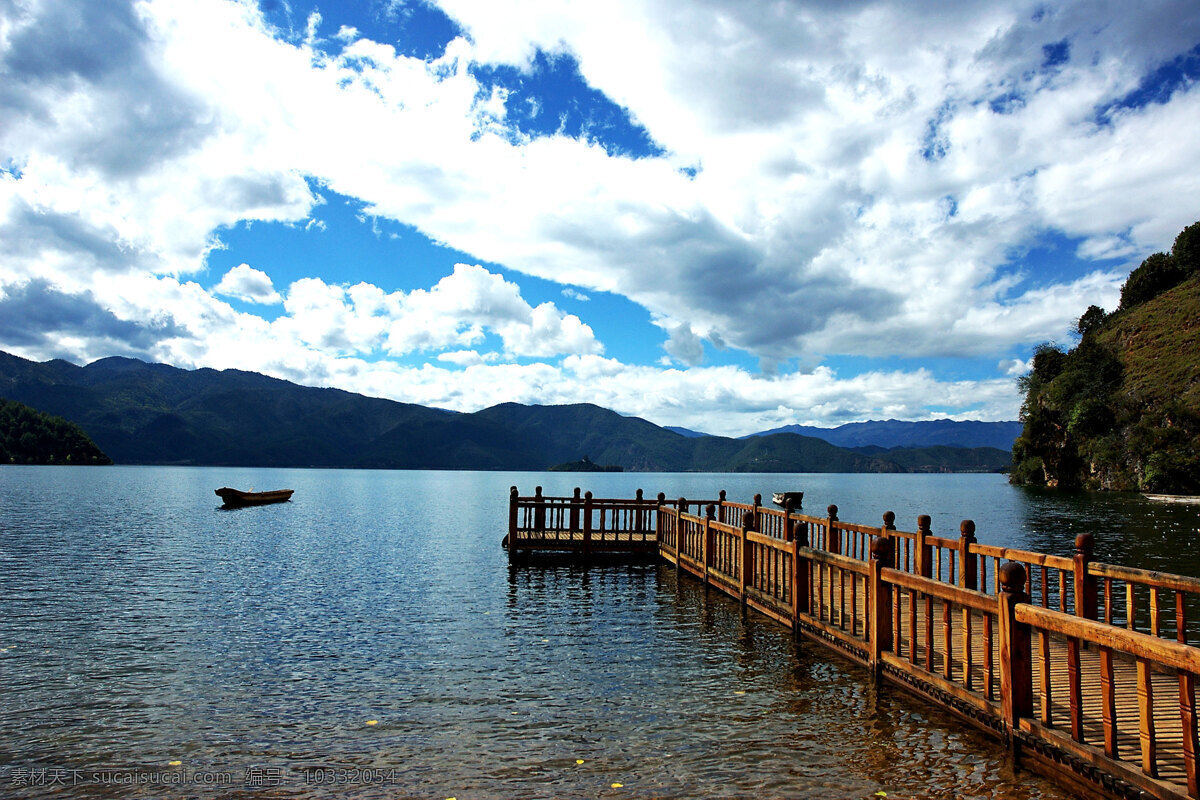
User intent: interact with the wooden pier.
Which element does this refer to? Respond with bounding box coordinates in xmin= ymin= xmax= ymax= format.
xmin=507 ymin=486 xmax=1200 ymax=800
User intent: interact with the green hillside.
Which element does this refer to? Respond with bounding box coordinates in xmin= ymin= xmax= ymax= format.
xmin=0 ymin=397 xmax=111 ymax=465
xmin=1011 ymin=221 xmax=1200 ymax=492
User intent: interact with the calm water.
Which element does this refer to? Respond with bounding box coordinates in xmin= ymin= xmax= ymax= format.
xmin=2 ymin=467 xmax=1199 ymax=799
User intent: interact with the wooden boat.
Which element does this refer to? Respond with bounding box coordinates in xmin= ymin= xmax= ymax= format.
xmin=215 ymin=487 xmax=294 ymax=507
xmin=1143 ymin=493 xmax=1200 ymax=505
xmin=772 ymin=491 xmax=804 ymax=509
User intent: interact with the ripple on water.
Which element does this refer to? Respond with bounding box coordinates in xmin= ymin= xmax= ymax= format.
xmin=0 ymin=468 xmax=1088 ymax=799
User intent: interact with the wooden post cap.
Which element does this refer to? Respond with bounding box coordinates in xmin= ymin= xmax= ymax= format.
xmin=657 ymin=492 xmax=666 ymax=503
xmin=999 ymin=561 xmax=1027 ymax=593
xmin=706 ymin=503 xmax=716 ymax=520
xmin=584 ymin=490 xmax=592 ymax=500
xmin=1075 ymin=532 xmax=1094 ymax=557
xmin=535 ymin=486 xmax=543 ymax=497
xmin=573 ymin=487 xmax=581 ymax=498
xmin=917 ymin=514 xmax=931 ymax=531
xmin=677 ymin=497 xmax=687 ymax=510
xmin=742 ymin=511 xmax=755 ymax=530
xmin=960 ymin=520 xmax=976 ymax=538
xmin=754 ymin=493 xmax=762 ymax=505
xmin=636 ymin=488 xmax=643 ymax=500
xmin=793 ymin=521 xmax=809 ymax=545
xmin=882 ymin=511 xmax=896 ymax=528
xmin=718 ymin=490 xmax=726 ymax=501
xmin=827 ymin=504 xmax=838 ymax=519
xmin=510 ymin=486 xmax=518 ymax=498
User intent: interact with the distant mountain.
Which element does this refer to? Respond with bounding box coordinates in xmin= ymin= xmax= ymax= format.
xmin=0 ymin=351 xmax=1009 ymax=473
xmin=0 ymin=397 xmax=111 ymax=465
xmin=665 ymin=425 xmax=711 ymax=438
xmin=744 ymin=419 xmax=1022 ymax=451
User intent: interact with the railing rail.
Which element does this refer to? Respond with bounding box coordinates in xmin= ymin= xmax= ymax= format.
xmin=506 ymin=486 xmax=1200 ymax=800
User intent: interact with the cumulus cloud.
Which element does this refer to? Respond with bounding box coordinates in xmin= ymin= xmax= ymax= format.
xmin=1 ymin=0 xmax=1197 ymax=431
xmin=214 ymin=263 xmax=282 ymax=304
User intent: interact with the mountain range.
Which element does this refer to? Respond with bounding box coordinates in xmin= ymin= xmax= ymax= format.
xmin=0 ymin=350 xmax=1013 ymax=473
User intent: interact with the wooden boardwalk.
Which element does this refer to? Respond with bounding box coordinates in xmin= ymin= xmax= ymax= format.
xmin=507 ymin=487 xmax=1200 ymax=800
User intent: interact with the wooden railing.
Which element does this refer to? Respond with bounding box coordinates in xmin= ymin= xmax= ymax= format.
xmin=507 ymin=487 xmax=1200 ymax=800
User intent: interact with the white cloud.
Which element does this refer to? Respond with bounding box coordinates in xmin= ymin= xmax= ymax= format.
xmin=214 ymin=263 xmax=282 ymax=304
xmin=1 ymin=0 xmax=1197 ymax=431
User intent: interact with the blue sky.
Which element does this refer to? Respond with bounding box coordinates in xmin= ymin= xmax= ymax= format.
xmin=1 ymin=0 xmax=1198 ymax=435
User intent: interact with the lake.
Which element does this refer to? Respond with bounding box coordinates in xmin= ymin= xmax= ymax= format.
xmin=2 ymin=466 xmax=1199 ymax=798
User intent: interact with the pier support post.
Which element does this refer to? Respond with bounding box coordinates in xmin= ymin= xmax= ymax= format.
xmin=869 ymin=535 xmax=895 ymax=677
xmin=958 ymin=520 xmax=977 ymax=590
xmin=916 ymin=515 xmax=932 ymax=578
xmin=1073 ymin=533 xmax=1098 ymax=620
xmin=582 ymin=491 xmax=593 ymax=559
xmin=791 ymin=519 xmax=811 ymax=624
xmin=740 ymin=511 xmax=754 ymax=603
xmin=634 ymin=488 xmax=644 ymax=533
xmin=999 ymin=562 xmax=1033 ymax=749
xmin=676 ymin=497 xmax=687 ymax=572
xmin=827 ymin=505 xmax=840 ymax=555
xmin=704 ymin=504 xmax=715 ymax=582
xmin=507 ymin=486 xmax=518 ymax=557
xmin=534 ymin=486 xmax=546 ymax=532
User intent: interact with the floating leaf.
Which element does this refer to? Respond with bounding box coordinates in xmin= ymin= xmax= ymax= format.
xmin=366 ymin=719 xmax=379 ymax=726
xmin=611 ymin=782 xmax=623 ymax=788
xmin=576 ymin=759 xmax=585 ymax=765
xmin=168 ymin=761 xmax=182 ymax=767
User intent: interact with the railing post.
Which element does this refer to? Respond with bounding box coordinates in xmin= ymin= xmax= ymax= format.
xmin=999 ymin=561 xmax=1033 ymax=745
xmin=869 ymin=534 xmax=895 ymax=676
xmin=704 ymin=503 xmax=715 ymax=581
xmin=740 ymin=510 xmax=754 ymax=603
xmin=1073 ymin=533 xmax=1098 ymax=620
xmin=582 ymin=490 xmax=592 ymax=558
xmin=570 ymin=487 xmax=581 ymax=532
xmin=507 ymin=485 xmax=519 ymax=555
xmin=656 ymin=492 xmax=668 ymax=556
xmin=634 ymin=488 xmax=644 ymax=533
xmin=792 ymin=519 xmax=810 ymax=621
xmin=916 ymin=515 xmax=933 ymax=578
xmin=959 ymin=520 xmax=977 ymax=590
xmin=676 ymin=497 xmax=687 ymax=573
xmin=753 ymin=493 xmax=762 ymax=532
xmin=534 ymin=485 xmax=546 ymax=531
xmin=827 ymin=504 xmax=840 ymax=554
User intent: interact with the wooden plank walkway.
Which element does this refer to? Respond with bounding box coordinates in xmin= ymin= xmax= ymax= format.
xmin=506 ymin=488 xmax=1200 ymax=800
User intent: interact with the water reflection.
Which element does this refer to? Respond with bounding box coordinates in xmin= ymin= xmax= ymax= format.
xmin=4 ymin=467 xmax=1175 ymax=798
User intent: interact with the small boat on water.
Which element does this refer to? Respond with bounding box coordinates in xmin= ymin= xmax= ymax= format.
xmin=1144 ymin=493 xmax=1200 ymax=505
xmin=215 ymin=487 xmax=294 ymax=507
xmin=772 ymin=491 xmax=804 ymax=509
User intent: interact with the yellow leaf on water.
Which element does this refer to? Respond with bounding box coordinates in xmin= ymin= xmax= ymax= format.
xmin=611 ymin=783 xmax=623 ymax=788
xmin=576 ymin=759 xmax=585 ymax=764
xmin=366 ymin=720 xmax=379 ymax=726
xmin=168 ymin=761 xmax=181 ymax=767
xmin=734 ymin=690 xmax=746 ymax=695
xmin=875 ymin=792 xmax=887 ymax=798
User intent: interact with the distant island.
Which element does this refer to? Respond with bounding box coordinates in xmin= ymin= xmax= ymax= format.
xmin=0 ymin=397 xmax=111 ymax=465
xmin=0 ymin=349 xmax=1014 ymax=473
xmin=1012 ymin=220 xmax=1200 ymax=493
xmin=548 ymin=456 xmax=623 ymax=472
